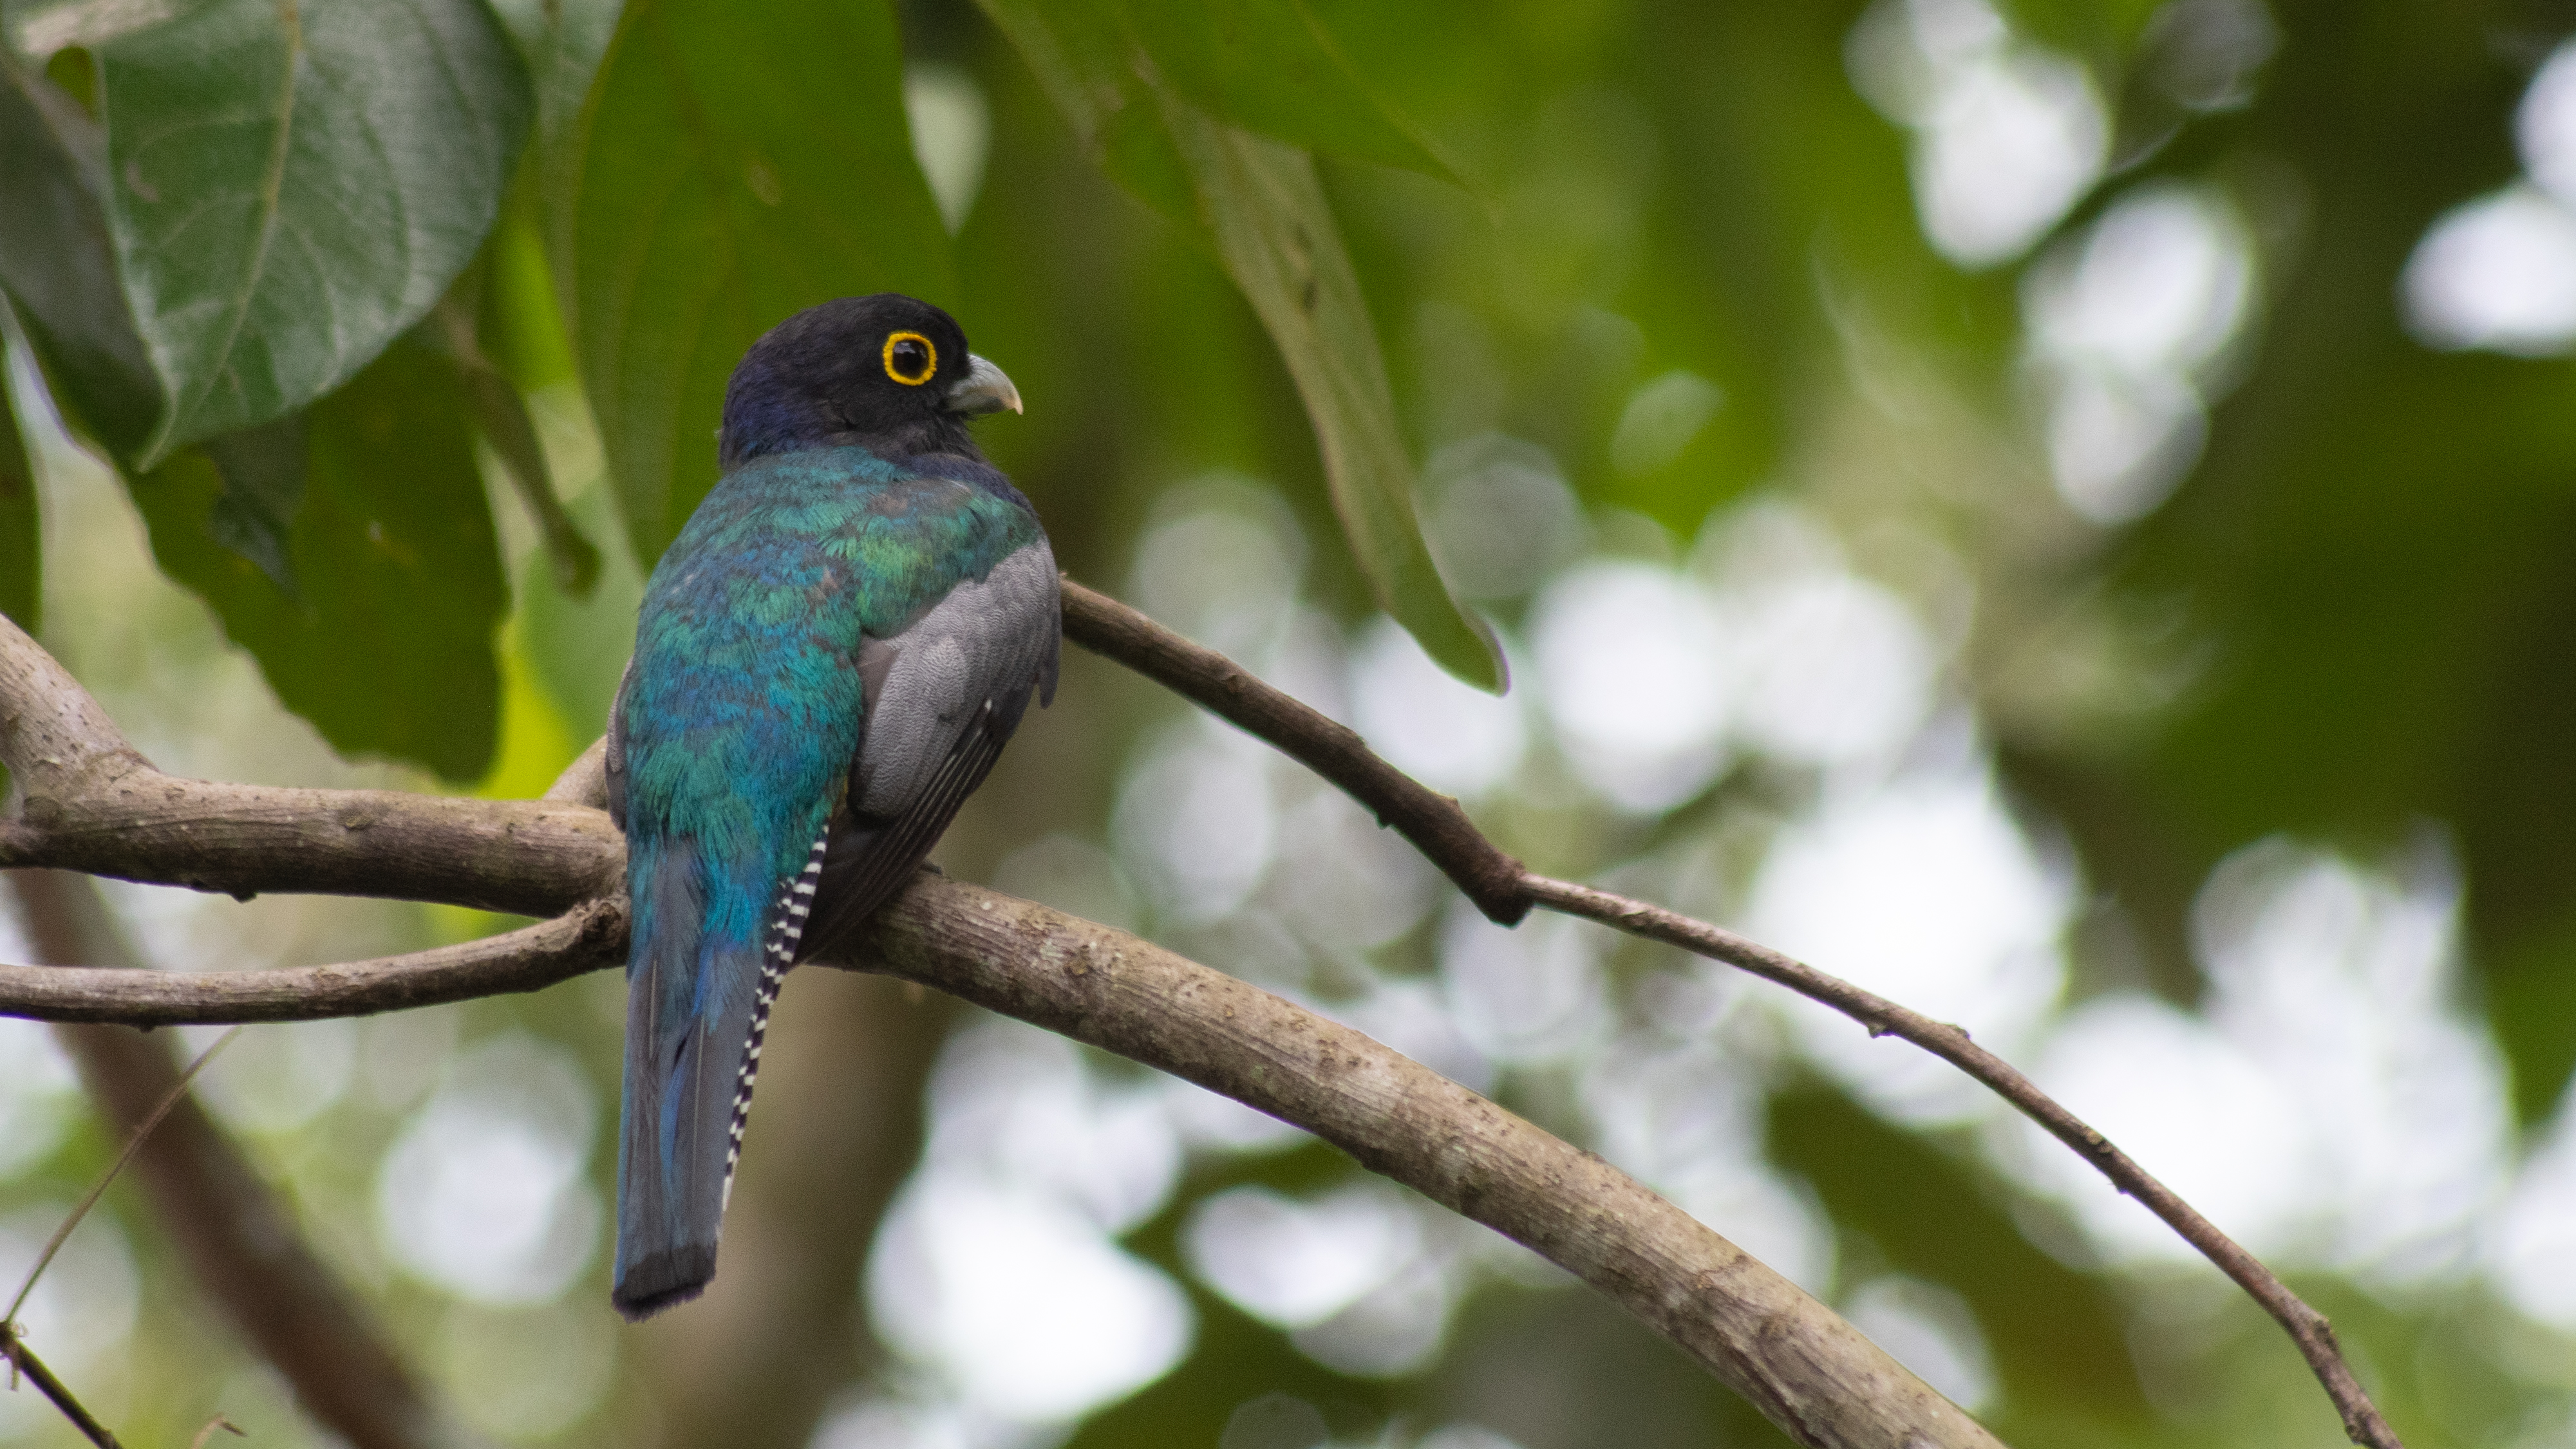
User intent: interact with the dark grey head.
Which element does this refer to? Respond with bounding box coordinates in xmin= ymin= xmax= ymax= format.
xmin=717 ymin=294 xmax=1021 ymax=469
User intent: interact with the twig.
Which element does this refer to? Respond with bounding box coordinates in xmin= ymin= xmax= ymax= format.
xmin=0 ymin=897 xmax=626 ymax=1024
xmin=1057 ymin=577 xmax=2401 ymax=1449
xmin=0 ymin=1322 xmax=120 ymax=1448
xmin=10 ymin=870 xmax=491 ymax=1449
xmin=8 ymin=1025 xmax=242 ymax=1324
xmin=1058 ymin=579 xmax=1528 ymax=923
xmin=1516 ymin=877 xmax=2390 ymax=1449
xmin=189 ymin=1417 xmax=245 ymax=1449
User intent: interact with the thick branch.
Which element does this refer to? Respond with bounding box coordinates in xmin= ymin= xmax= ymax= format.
xmin=860 ymin=875 xmax=1993 ymax=1447
xmin=0 ymin=872 xmax=2002 ymax=1449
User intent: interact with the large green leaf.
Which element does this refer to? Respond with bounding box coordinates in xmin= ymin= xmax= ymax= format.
xmin=570 ymin=0 xmax=951 ymax=565
xmin=95 ymin=0 xmax=531 ymax=464
xmin=0 ymin=54 xmax=160 ymax=456
xmin=125 ymin=341 xmax=506 ymax=781
xmin=1161 ymin=99 xmax=1503 ymax=690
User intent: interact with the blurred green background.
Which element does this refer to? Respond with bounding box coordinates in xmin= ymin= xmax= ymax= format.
xmin=7 ymin=0 xmax=2576 ymax=1444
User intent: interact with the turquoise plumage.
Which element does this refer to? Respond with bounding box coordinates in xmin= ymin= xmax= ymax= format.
xmin=605 ymin=296 xmax=1055 ymax=1318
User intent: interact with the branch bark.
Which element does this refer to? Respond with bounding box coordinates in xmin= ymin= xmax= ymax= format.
xmin=8 ymin=870 xmax=485 ymax=1449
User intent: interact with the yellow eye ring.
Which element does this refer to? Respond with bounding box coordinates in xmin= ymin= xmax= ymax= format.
xmin=883 ymin=331 xmax=937 ymax=386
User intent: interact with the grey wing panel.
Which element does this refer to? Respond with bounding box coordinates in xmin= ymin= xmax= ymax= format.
xmin=851 ymin=540 xmax=1060 ymax=819
xmin=794 ymin=541 xmax=1060 ymax=962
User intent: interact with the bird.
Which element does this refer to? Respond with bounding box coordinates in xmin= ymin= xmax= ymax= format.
xmin=603 ymin=294 xmax=1057 ymax=1320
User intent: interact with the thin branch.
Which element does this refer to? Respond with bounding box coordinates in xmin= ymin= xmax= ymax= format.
xmin=0 ymin=1323 xmax=120 ymax=1449
xmin=1058 ymin=580 xmax=1530 ymax=923
xmin=1058 ymin=577 xmax=2401 ymax=1449
xmin=1517 ymin=876 xmax=2389 ymax=1449
xmin=0 ymin=897 xmax=625 ymax=1024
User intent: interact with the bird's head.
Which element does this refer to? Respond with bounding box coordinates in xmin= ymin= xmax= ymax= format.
xmin=718 ymin=294 xmax=1022 ymax=469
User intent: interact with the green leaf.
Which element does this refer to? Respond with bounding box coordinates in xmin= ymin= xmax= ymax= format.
xmin=1119 ymin=0 xmax=1460 ymax=183
xmin=0 ymin=53 xmax=161 ymax=456
xmin=95 ymin=0 xmax=531 ymax=463
xmin=125 ymin=341 xmax=506 ymax=781
xmin=571 ymin=0 xmax=952 ymax=565
xmin=0 ymin=324 xmax=37 ymax=635
xmin=1159 ymin=97 xmax=1504 ymax=691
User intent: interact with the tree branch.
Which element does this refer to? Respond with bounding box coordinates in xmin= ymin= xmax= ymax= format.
xmin=0 ymin=590 xmax=2403 ymax=1448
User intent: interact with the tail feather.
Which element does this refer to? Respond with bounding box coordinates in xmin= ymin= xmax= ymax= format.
xmin=612 ymin=832 xmax=822 ymax=1320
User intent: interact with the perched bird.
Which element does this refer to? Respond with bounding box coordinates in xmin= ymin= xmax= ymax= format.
xmin=604 ymin=295 xmax=1056 ymax=1319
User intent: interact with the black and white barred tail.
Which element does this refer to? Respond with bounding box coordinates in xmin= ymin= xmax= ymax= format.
xmin=720 ymin=827 xmax=829 ymax=1208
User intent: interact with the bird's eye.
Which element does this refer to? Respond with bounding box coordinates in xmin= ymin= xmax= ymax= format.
xmin=883 ymin=332 xmax=937 ymax=386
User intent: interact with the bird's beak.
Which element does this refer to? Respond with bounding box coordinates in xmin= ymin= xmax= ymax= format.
xmin=945 ymin=353 xmax=1022 ymax=416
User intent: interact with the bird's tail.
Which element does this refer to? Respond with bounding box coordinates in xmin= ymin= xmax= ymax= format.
xmin=612 ymin=834 xmax=782 ymax=1320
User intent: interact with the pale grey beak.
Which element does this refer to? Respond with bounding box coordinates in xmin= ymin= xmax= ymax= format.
xmin=945 ymin=353 xmax=1022 ymax=416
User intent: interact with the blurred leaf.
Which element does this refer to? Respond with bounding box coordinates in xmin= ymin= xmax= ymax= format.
xmin=481 ymin=213 xmax=579 ymax=393
xmin=0 ymin=52 xmax=160 ymax=456
xmin=125 ymin=342 xmax=505 ymax=781
xmin=570 ymin=0 xmax=950 ymax=565
xmin=0 ymin=325 xmax=35 ymax=633
xmin=1160 ymin=97 xmax=1505 ymax=691
xmin=1120 ymin=0 xmax=1463 ymax=184
xmin=433 ymin=282 xmax=599 ymax=597
xmin=485 ymin=0 xmax=623 ymax=153
xmin=95 ymin=0 xmax=531 ymax=463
